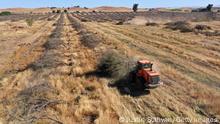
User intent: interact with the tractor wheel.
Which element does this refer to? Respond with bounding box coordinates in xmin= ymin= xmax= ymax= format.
xmin=136 ymin=77 xmax=146 ymax=90
xmin=128 ymin=71 xmax=136 ymax=84
xmin=123 ymin=87 xmax=131 ymax=94
xmin=121 ymin=71 xmax=135 ymax=94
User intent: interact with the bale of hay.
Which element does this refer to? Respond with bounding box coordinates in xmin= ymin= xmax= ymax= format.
xmin=165 ymin=21 xmax=193 ymax=32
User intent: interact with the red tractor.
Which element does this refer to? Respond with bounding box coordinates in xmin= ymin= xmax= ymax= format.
xmin=127 ymin=60 xmax=162 ymax=92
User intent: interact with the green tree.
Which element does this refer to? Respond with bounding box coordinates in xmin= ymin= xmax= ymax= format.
xmin=133 ymin=4 xmax=139 ymax=12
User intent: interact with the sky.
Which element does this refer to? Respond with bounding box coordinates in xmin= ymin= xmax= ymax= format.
xmin=0 ymin=0 xmax=219 ymax=9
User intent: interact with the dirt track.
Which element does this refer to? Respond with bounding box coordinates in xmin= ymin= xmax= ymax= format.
xmin=0 ymin=13 xmax=220 ymax=124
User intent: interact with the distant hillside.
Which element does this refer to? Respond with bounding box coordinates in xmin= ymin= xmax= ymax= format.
xmin=94 ymin=6 xmax=131 ymax=12
xmin=0 ymin=7 xmax=52 ymax=13
xmin=0 ymin=6 xmax=142 ymax=13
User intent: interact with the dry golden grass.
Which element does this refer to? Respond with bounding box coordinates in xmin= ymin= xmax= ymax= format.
xmin=85 ymin=20 xmax=220 ymax=120
xmin=0 ymin=14 xmax=120 ymax=123
xmin=0 ymin=13 xmax=220 ymax=124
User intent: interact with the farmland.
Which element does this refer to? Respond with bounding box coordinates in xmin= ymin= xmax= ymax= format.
xmin=0 ymin=10 xmax=220 ymax=124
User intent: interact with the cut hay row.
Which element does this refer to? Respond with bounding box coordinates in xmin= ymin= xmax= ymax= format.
xmin=0 ymin=14 xmax=64 ymax=123
xmin=165 ymin=21 xmax=220 ymax=36
xmin=72 ymin=12 xmax=136 ymax=22
xmin=71 ymin=11 xmax=220 ymax=23
xmin=85 ymin=19 xmax=220 ymax=121
xmin=67 ymin=14 xmax=102 ymax=48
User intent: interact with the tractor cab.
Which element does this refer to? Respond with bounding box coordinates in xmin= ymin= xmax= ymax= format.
xmin=137 ymin=60 xmax=153 ymax=70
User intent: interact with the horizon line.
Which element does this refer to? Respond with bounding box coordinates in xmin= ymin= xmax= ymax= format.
xmin=1 ymin=5 xmax=219 ymax=9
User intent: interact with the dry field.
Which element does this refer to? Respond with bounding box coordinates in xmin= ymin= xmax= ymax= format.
xmin=0 ymin=11 xmax=219 ymax=124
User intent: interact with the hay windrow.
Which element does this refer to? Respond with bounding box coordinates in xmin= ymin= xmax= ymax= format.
xmin=67 ymin=14 xmax=102 ymax=48
xmin=165 ymin=21 xmax=193 ymax=32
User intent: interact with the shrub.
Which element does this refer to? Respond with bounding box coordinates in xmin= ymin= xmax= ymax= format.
xmin=98 ymin=50 xmax=128 ymax=79
xmin=56 ymin=10 xmax=61 ymax=13
xmin=52 ymin=10 xmax=56 ymax=13
xmin=64 ymin=9 xmax=68 ymax=13
xmin=0 ymin=11 xmax=11 ymax=16
xmin=25 ymin=18 xmax=34 ymax=27
xmin=133 ymin=4 xmax=139 ymax=12
xmin=165 ymin=21 xmax=193 ymax=32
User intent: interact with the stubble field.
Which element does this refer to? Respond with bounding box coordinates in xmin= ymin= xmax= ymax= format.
xmin=0 ymin=11 xmax=220 ymax=124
